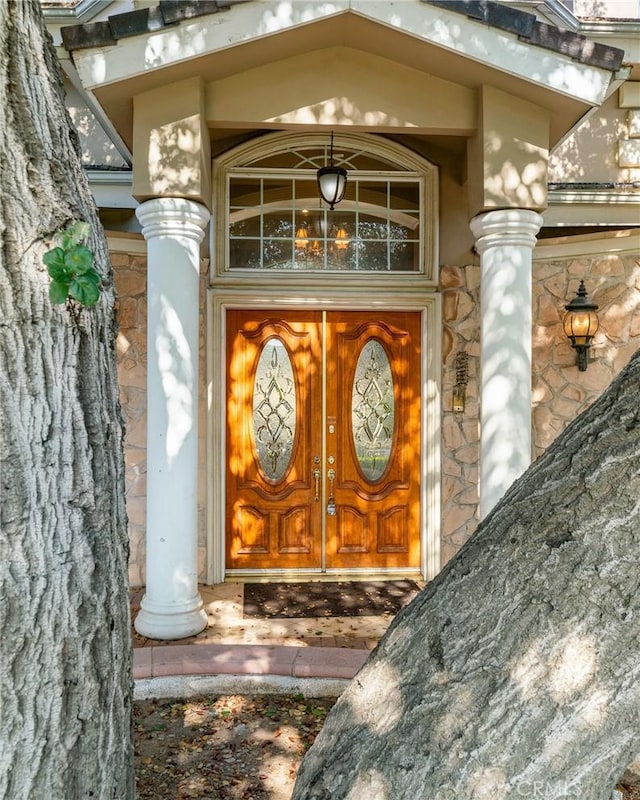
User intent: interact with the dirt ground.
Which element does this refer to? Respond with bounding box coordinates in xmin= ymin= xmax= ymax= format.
xmin=134 ymin=694 xmax=335 ymax=800
xmin=134 ymin=694 xmax=640 ymax=800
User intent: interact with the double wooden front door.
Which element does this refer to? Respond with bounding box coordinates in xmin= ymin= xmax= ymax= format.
xmin=226 ymin=310 xmax=421 ymax=573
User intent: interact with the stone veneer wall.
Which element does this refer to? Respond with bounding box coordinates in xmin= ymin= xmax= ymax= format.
xmin=112 ymin=252 xmax=209 ymax=587
xmin=532 ymin=252 xmax=640 ymax=454
xmin=440 ymin=248 xmax=640 ymax=567
xmin=441 ymin=264 xmax=481 ymax=566
xmin=114 ymin=247 xmax=639 ymax=586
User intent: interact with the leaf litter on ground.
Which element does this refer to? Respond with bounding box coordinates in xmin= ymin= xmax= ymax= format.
xmin=134 ymin=693 xmax=335 ymax=800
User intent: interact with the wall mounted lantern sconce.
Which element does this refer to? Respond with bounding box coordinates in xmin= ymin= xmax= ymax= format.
xmin=453 ymin=351 xmax=469 ymax=413
xmin=563 ymin=280 xmax=599 ymax=372
xmin=317 ymin=131 xmax=347 ymax=210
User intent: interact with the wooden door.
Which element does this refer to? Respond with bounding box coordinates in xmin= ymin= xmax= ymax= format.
xmin=226 ymin=311 xmax=322 ymax=570
xmin=226 ymin=310 xmax=421 ymax=572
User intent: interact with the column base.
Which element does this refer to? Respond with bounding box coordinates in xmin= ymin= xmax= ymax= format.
xmin=134 ymin=594 xmax=208 ymax=640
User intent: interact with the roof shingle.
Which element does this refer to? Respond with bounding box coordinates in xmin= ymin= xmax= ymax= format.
xmin=60 ymin=0 xmax=625 ymax=74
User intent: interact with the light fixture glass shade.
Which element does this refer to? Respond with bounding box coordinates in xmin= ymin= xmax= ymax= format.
xmin=317 ymin=166 xmax=347 ymax=210
xmin=563 ymin=308 xmax=599 ymax=344
xmin=563 ymin=280 xmax=599 ymax=371
xmin=295 ymin=225 xmax=309 ymax=249
xmin=334 ymin=225 xmax=349 ymax=250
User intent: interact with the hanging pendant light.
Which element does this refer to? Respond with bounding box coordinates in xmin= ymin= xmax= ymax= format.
xmin=317 ymin=131 xmax=347 ymax=210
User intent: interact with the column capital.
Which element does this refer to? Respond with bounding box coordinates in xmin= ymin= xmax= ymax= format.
xmin=135 ymin=197 xmax=210 ymax=243
xmin=470 ymin=209 xmax=543 ymax=254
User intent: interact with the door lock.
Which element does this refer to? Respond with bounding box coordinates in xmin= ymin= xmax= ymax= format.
xmin=327 ymin=468 xmax=336 ymax=516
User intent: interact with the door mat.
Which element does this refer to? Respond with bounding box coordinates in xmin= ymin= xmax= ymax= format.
xmin=243 ymin=580 xmax=421 ymax=619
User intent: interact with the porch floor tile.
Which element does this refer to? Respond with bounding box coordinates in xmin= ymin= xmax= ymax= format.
xmin=131 ymin=581 xmax=420 ymax=681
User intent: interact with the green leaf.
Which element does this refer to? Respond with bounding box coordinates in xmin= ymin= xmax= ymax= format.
xmin=49 ymin=280 xmax=69 ymax=304
xmin=69 ymin=274 xmax=100 ymax=306
xmin=43 ymin=248 xmax=70 ymax=282
xmin=62 ymin=221 xmax=90 ymax=248
xmin=70 ymin=221 xmax=90 ymax=241
xmin=65 ymin=245 xmax=93 ymax=274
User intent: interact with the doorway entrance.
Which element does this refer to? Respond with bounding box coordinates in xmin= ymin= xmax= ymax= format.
xmin=225 ymin=309 xmax=422 ymax=574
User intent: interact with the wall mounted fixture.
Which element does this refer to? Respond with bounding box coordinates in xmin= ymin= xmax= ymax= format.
xmin=453 ymin=351 xmax=469 ymax=413
xmin=563 ymin=280 xmax=599 ymax=372
xmin=317 ymin=131 xmax=347 ymax=210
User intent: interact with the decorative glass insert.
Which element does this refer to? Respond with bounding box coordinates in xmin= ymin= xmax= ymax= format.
xmin=351 ymin=340 xmax=395 ymax=481
xmin=252 ymin=338 xmax=296 ymax=481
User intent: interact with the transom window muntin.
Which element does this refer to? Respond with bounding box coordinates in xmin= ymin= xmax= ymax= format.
xmin=229 ymin=171 xmax=422 ymax=272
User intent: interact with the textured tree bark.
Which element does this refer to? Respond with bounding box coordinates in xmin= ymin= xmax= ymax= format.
xmin=0 ymin=3 xmax=134 ymax=798
xmin=293 ymin=350 xmax=640 ymax=800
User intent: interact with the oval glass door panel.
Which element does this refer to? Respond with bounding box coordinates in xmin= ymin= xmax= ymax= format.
xmin=252 ymin=337 xmax=296 ymax=482
xmin=351 ymin=339 xmax=395 ymax=481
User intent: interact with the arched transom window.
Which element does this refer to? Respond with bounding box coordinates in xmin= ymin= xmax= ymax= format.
xmin=214 ymin=133 xmax=437 ymax=277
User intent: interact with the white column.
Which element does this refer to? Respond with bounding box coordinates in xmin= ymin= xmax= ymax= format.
xmin=134 ymin=198 xmax=210 ymax=640
xmin=469 ymin=209 xmax=543 ymax=520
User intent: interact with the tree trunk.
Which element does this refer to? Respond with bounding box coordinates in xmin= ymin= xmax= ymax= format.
xmin=293 ymin=350 xmax=640 ymax=800
xmin=0 ymin=3 xmax=134 ymax=798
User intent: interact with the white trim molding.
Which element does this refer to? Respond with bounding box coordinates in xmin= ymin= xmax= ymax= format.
xmin=533 ymin=228 xmax=640 ymax=260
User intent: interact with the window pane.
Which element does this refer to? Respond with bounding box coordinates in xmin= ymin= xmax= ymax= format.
xmin=294 ymin=179 xmax=319 ymax=206
xmin=262 ymin=179 xmax=291 ymax=210
xmin=389 ymin=241 xmax=420 ymax=272
xmin=230 ymin=215 xmax=260 ymax=237
xmin=358 ymin=213 xmax=388 ymax=240
xmin=264 ymin=239 xmax=293 ymax=269
xmin=264 ymin=212 xmax=293 ymax=238
xmin=359 ymin=241 xmax=388 ymax=271
xmin=389 ymin=182 xmax=419 ymax=210
xmin=230 ymin=178 xmax=261 ymax=206
xmin=230 ymin=239 xmax=261 ymax=269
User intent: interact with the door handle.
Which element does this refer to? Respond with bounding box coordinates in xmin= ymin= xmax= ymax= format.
xmin=327 ymin=467 xmax=336 ymax=516
xmin=313 ymin=468 xmax=321 ymax=502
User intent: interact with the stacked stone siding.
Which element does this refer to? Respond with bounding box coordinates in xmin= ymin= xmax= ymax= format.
xmin=533 ymin=253 xmax=640 ymax=453
xmin=441 ymin=264 xmax=481 ymax=567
